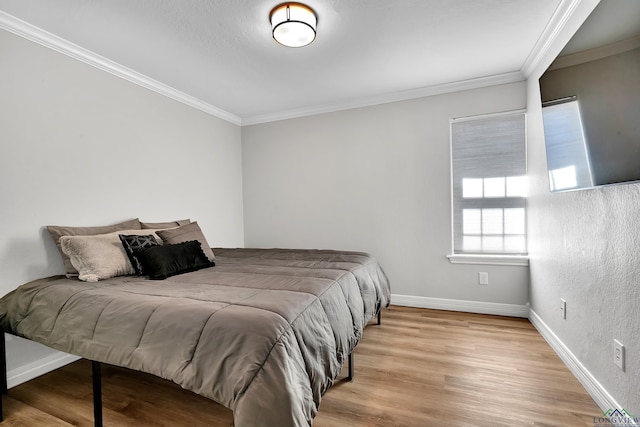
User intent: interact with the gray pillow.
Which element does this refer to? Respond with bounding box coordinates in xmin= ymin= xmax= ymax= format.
xmin=156 ymin=222 xmax=215 ymax=262
xmin=47 ymin=218 xmax=141 ymax=277
xmin=140 ymin=219 xmax=191 ymax=229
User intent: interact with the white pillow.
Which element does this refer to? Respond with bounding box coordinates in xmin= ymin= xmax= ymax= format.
xmin=60 ymin=229 xmax=163 ymax=282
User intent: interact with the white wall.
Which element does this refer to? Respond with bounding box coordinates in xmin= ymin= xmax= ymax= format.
xmin=242 ymin=82 xmax=529 ymax=309
xmin=3 ymin=3 xmax=636 ymax=415
xmin=0 ymin=29 xmax=244 ymax=376
xmin=526 ymin=0 xmax=640 ymax=415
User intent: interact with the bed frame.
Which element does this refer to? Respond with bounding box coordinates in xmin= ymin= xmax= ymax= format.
xmin=0 ymin=310 xmax=381 ymax=426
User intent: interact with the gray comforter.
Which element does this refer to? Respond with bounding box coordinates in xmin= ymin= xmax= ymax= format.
xmin=0 ymin=248 xmax=391 ymax=426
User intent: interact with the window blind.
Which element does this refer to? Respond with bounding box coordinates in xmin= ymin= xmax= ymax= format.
xmin=451 ymin=111 xmax=527 ymax=254
xmin=542 ymin=98 xmax=593 ymax=191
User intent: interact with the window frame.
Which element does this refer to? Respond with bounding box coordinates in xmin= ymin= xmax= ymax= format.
xmin=448 ymin=109 xmax=529 ymax=266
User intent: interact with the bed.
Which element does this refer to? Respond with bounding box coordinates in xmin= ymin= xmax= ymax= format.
xmin=0 ymin=232 xmax=391 ymax=427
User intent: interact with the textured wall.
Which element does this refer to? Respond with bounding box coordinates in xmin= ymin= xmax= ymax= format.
xmin=242 ymin=82 xmax=529 ymax=306
xmin=526 ymin=0 xmax=640 ymax=412
xmin=528 ymin=76 xmax=640 ymax=417
xmin=0 ymin=29 xmax=244 ymax=370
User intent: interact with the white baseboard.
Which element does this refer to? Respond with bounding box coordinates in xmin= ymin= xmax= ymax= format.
xmin=7 ymin=351 xmax=81 ymax=389
xmin=528 ymin=309 xmax=632 ymax=421
xmin=391 ymin=293 xmax=529 ymax=318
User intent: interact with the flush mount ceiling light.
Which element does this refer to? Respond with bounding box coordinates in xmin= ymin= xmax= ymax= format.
xmin=270 ymin=3 xmax=317 ymax=48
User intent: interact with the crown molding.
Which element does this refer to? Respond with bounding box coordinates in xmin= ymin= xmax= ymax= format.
xmin=520 ymin=0 xmax=585 ymax=79
xmin=241 ymin=71 xmax=525 ymax=126
xmin=0 ymin=9 xmax=533 ymax=128
xmin=0 ymin=11 xmax=241 ymax=126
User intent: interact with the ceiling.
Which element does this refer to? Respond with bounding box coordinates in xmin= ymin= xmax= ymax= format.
xmin=0 ymin=0 xmax=629 ymax=125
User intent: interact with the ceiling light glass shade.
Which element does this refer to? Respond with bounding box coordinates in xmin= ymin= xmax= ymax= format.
xmin=270 ymin=3 xmax=317 ymax=48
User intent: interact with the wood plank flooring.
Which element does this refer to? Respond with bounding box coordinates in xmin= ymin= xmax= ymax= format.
xmin=1 ymin=306 xmax=601 ymax=426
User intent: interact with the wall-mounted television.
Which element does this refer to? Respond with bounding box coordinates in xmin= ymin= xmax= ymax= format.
xmin=539 ymin=0 xmax=640 ymax=192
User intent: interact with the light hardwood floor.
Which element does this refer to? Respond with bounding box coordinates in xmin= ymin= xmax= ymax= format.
xmin=2 ymin=306 xmax=601 ymax=426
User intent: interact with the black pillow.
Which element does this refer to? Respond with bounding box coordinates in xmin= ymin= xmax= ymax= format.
xmin=119 ymin=234 xmax=160 ymax=275
xmin=134 ymin=240 xmax=214 ymax=280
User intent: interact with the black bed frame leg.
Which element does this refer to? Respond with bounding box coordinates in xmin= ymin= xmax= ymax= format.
xmin=0 ymin=338 xmax=102 ymax=426
xmin=346 ymin=351 xmax=354 ymax=382
xmin=377 ymin=309 xmax=381 ymax=325
xmin=92 ymin=361 xmax=103 ymax=427
xmin=0 ymin=331 xmax=6 ymax=422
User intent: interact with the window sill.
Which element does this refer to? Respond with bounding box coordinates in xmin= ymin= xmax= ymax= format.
xmin=446 ymin=254 xmax=529 ymax=266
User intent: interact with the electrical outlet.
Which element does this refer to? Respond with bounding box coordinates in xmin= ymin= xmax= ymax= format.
xmin=478 ymin=272 xmax=489 ymax=285
xmin=560 ymin=298 xmax=566 ymax=319
xmin=614 ymin=340 xmax=625 ymax=371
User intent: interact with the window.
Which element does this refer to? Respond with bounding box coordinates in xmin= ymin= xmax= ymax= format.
xmin=542 ymin=97 xmax=593 ymax=191
xmin=450 ymin=111 xmax=527 ymax=257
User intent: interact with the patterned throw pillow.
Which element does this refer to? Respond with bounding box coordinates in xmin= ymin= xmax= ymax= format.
xmin=119 ymin=234 xmax=160 ymax=275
